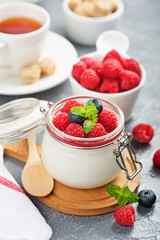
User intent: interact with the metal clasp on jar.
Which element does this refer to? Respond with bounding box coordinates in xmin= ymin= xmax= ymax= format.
xmin=114 ymin=133 xmax=142 ymax=180
xmin=40 ymin=101 xmax=53 ymax=115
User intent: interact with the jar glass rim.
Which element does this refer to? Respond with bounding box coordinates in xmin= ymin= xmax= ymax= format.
xmin=46 ymin=96 xmax=125 ymax=146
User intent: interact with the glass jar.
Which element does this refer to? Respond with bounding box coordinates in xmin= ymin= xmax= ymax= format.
xmin=0 ymin=96 xmax=142 ymax=189
xmin=41 ymin=96 xmax=142 ymax=189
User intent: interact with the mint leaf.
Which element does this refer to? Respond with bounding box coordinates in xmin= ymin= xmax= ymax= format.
xmin=127 ymin=193 xmax=140 ymax=203
xmin=122 ymin=186 xmax=140 ymax=203
xmin=71 ymin=106 xmax=86 ymax=117
xmin=106 ymin=184 xmax=123 ymax=199
xmin=86 ymin=108 xmax=98 ymax=119
xmin=105 ymin=184 xmax=140 ymax=207
xmin=83 ymin=102 xmax=95 ymax=110
xmin=83 ymin=119 xmax=96 ymax=134
xmin=84 ymin=102 xmax=98 ymax=120
xmin=118 ymin=195 xmax=128 ymax=207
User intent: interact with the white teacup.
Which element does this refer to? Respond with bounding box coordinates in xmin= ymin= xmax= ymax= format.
xmin=0 ymin=2 xmax=50 ymax=75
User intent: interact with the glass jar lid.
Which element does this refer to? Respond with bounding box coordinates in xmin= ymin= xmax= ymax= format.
xmin=0 ymin=98 xmax=49 ymax=144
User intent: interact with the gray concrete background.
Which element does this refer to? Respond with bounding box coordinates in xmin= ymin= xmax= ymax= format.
xmin=1 ymin=0 xmax=160 ymax=239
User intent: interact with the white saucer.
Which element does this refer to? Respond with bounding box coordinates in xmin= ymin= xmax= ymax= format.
xmin=0 ymin=31 xmax=77 ymax=95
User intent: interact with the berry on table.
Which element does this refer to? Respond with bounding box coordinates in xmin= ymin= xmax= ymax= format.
xmin=114 ymin=205 xmax=135 ymax=226
xmin=80 ymin=69 xmax=101 ymax=90
xmin=68 ymin=111 xmax=85 ymax=124
xmin=119 ymin=70 xmax=140 ymax=91
xmin=62 ymin=100 xmax=81 ymax=114
xmin=132 ymin=123 xmax=154 ymax=143
xmin=101 ymin=58 xmax=123 ymax=79
xmin=153 ymin=149 xmax=160 ymax=168
xmin=72 ymin=60 xmax=87 ymax=82
xmin=65 ymin=123 xmax=85 ymax=138
xmin=100 ymin=78 xmax=119 ymax=93
xmin=138 ymin=189 xmax=156 ymax=208
xmin=123 ymin=58 xmax=141 ymax=77
xmin=87 ymin=123 xmax=107 ymax=138
xmin=102 ymin=49 xmax=124 ymax=66
xmin=98 ymin=109 xmax=118 ymax=132
xmin=88 ymin=99 xmax=103 ymax=113
xmin=52 ymin=112 xmax=70 ymax=131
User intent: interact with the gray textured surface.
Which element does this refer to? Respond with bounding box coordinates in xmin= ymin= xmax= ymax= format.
xmin=1 ymin=0 xmax=160 ymax=239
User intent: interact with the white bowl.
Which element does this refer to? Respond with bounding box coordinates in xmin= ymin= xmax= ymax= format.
xmin=69 ymin=51 xmax=146 ymax=121
xmin=62 ymin=0 xmax=124 ymax=45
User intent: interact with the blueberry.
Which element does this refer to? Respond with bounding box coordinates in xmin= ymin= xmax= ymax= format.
xmin=68 ymin=111 xmax=85 ymax=124
xmin=89 ymin=99 xmax=103 ymax=113
xmin=138 ymin=189 xmax=156 ymax=208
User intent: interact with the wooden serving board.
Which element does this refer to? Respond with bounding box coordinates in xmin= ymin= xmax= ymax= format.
xmin=4 ymin=140 xmax=141 ymax=216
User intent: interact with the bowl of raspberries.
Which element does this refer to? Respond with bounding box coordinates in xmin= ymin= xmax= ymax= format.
xmin=69 ymin=49 xmax=146 ymax=121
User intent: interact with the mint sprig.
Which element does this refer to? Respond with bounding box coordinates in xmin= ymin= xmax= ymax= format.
xmin=83 ymin=118 xmax=97 ymax=134
xmin=71 ymin=102 xmax=98 ymax=134
xmin=83 ymin=102 xmax=98 ymax=119
xmin=70 ymin=106 xmax=86 ymax=117
xmin=106 ymin=184 xmax=140 ymax=207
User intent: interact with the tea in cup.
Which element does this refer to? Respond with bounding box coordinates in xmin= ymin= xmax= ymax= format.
xmin=0 ymin=2 xmax=50 ymax=75
xmin=0 ymin=17 xmax=42 ymax=34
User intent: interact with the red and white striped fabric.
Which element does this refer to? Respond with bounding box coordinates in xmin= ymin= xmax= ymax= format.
xmin=0 ymin=145 xmax=52 ymax=240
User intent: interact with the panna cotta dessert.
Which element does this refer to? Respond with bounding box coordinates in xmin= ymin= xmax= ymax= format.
xmin=42 ymin=96 xmax=141 ymax=189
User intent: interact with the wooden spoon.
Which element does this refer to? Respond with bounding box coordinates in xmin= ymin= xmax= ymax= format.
xmin=21 ymin=135 xmax=54 ymax=197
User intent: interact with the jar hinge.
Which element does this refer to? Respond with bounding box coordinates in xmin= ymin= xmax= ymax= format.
xmin=40 ymin=101 xmax=53 ymax=115
xmin=114 ymin=133 xmax=142 ymax=180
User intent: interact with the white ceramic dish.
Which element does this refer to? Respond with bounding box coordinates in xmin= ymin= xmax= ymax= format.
xmin=69 ymin=31 xmax=146 ymax=121
xmin=63 ymin=0 xmax=124 ymax=45
xmin=0 ymin=31 xmax=77 ymax=95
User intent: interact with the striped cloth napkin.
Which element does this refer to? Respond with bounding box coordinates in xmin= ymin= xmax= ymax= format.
xmin=0 ymin=145 xmax=52 ymax=240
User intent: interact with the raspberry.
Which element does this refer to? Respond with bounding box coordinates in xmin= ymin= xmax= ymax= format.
xmin=100 ymin=78 xmax=119 ymax=93
xmin=80 ymin=69 xmax=101 ymax=90
xmin=153 ymin=149 xmax=160 ymax=168
xmin=65 ymin=123 xmax=85 ymax=138
xmin=101 ymin=58 xmax=123 ymax=79
xmin=123 ymin=58 xmax=141 ymax=77
xmin=52 ymin=112 xmax=70 ymax=131
xmin=87 ymin=123 xmax=107 ymax=138
xmin=62 ymin=100 xmax=81 ymax=114
xmin=132 ymin=123 xmax=154 ymax=143
xmin=90 ymin=61 xmax=102 ymax=75
xmin=119 ymin=70 xmax=140 ymax=91
xmin=80 ymin=57 xmax=97 ymax=68
xmin=98 ymin=109 xmax=118 ymax=132
xmin=114 ymin=205 xmax=135 ymax=226
xmin=102 ymin=49 xmax=123 ymax=65
xmin=72 ymin=60 xmax=87 ymax=82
